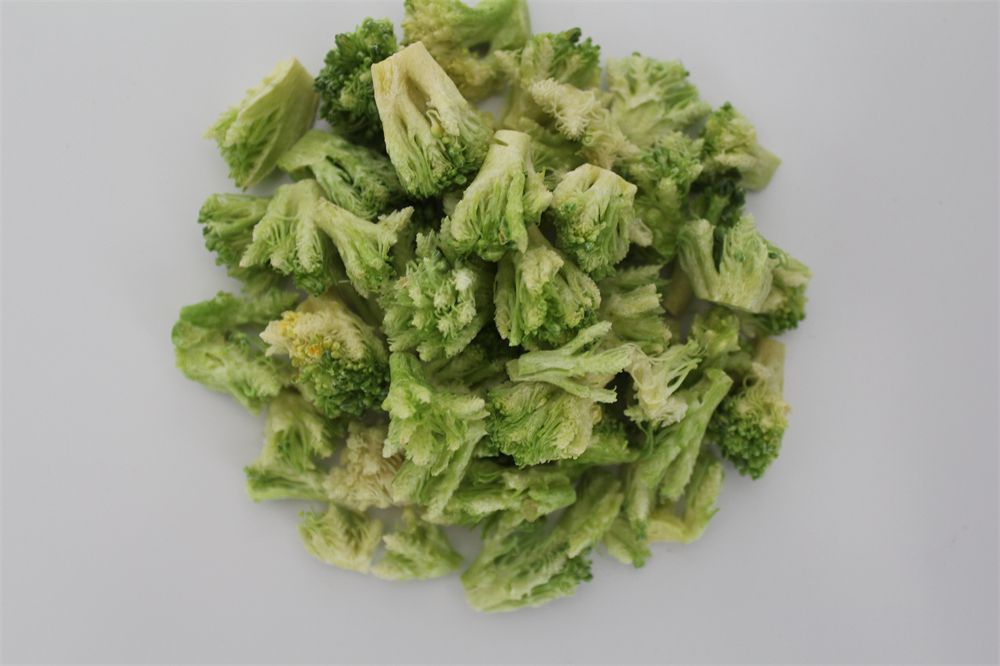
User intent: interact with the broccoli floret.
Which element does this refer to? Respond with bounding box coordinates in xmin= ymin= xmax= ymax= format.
xmin=402 ymin=0 xmax=531 ymax=100
xmin=423 ymin=324 xmax=518 ymax=389
xmin=689 ymin=170 xmax=745 ymax=228
xmin=548 ymin=163 xmax=640 ymax=279
xmin=708 ymin=338 xmax=790 ymax=479
xmin=496 ymin=28 xmax=602 ymax=92
xmin=494 ymin=225 xmax=602 ymax=350
xmin=602 ymin=512 xmax=651 ymax=568
xmin=687 ymin=305 xmax=748 ymax=374
xmin=559 ymin=407 xmax=640 ymax=479
xmin=624 ymin=340 xmax=702 ymax=427
xmin=298 ymin=503 xmax=383 ymax=573
xmin=647 ymin=449 xmax=724 ymax=544
xmin=597 ymin=265 xmax=673 ymax=355
xmin=172 ymin=290 xmax=299 ymax=413
xmin=700 ymin=102 xmax=781 ymax=191
xmin=325 ymin=420 xmax=403 ymax=511
xmin=441 ymin=130 xmax=552 ymax=261
xmin=277 ymin=130 xmax=406 ymax=219
xmin=372 ymin=42 xmax=492 ymax=198
xmin=739 ymin=247 xmax=813 ymax=338
xmin=198 ymin=194 xmax=284 ymax=296
xmin=204 ymin=58 xmax=319 ymax=189
xmin=260 ymin=292 xmax=390 ymax=420
xmin=371 ymin=507 xmax=464 ymax=580
xmin=606 ymin=54 xmax=710 ymax=147
xmin=381 ymin=231 xmax=495 ymax=362
xmin=314 ymin=18 xmax=400 ymax=147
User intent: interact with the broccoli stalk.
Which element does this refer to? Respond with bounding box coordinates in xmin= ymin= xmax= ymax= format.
xmin=597 ymin=265 xmax=674 ymax=355
xmin=371 ymin=507 xmax=465 ymax=580
xmin=325 ymin=421 xmax=403 ymax=511
xmin=198 ymin=193 xmax=284 ymax=296
xmin=298 ymin=503 xmax=383 ymax=573
xmin=646 ymin=449 xmax=724 ymax=544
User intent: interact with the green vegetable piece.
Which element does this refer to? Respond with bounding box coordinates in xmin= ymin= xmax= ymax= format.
xmin=559 ymin=407 xmax=640 ymax=479
xmin=381 ymin=231 xmax=495 ymax=362
xmin=602 ymin=513 xmax=650 ymax=568
xmin=624 ymin=341 xmax=702 ymax=427
xmin=496 ymin=28 xmax=602 ymax=92
xmin=739 ymin=247 xmax=813 ymax=338
xmin=687 ymin=306 xmax=749 ymax=375
xmin=244 ymin=389 xmax=341 ymax=502
xmin=204 ymin=57 xmax=319 ymax=189
xmin=371 ymin=507 xmax=464 ymax=580
xmin=548 ymin=163 xmax=640 ymax=279
xmin=372 ymin=42 xmax=492 ymax=198
xmin=423 ymin=324 xmax=518 ymax=389
xmin=260 ymin=291 xmax=390 ymax=420
xmin=402 ymin=0 xmax=531 ymax=101
xmin=441 ymin=130 xmax=553 ymax=261
xmin=700 ymin=102 xmax=781 ymax=191
xmin=314 ymin=18 xmax=400 ymax=147
xmin=647 ymin=449 xmax=724 ymax=544
xmin=277 ymin=130 xmax=406 ymax=219
xmin=494 ymin=225 xmax=602 ymax=350
xmin=597 ymin=265 xmax=673 ymax=355
xmin=606 ymin=54 xmax=710 ymax=147
xmin=709 ymin=337 xmax=790 ymax=479
xmin=689 ymin=171 xmax=745 ymax=228
xmin=298 ymin=503 xmax=383 ymax=573
xmin=198 ymin=193 xmax=284 ymax=296
xmin=325 ymin=420 xmax=403 ymax=511
xmin=176 ymin=289 xmax=299 ymax=330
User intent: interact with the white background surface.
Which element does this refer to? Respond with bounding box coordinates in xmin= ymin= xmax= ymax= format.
xmin=3 ymin=2 xmax=997 ymax=664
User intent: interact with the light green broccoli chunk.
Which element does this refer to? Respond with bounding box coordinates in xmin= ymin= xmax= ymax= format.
xmin=597 ymin=265 xmax=673 ymax=355
xmin=647 ymin=449 xmax=724 ymax=544
xmin=244 ymin=389 xmax=342 ymax=502
xmin=441 ymin=130 xmax=553 ymax=261
xmin=372 ymin=507 xmax=464 ymax=580
xmin=461 ymin=468 xmax=623 ymax=612
xmin=198 ymin=193 xmax=284 ymax=296
xmin=204 ymin=57 xmax=319 ymax=189
xmin=325 ymin=420 xmax=403 ymax=511
xmin=738 ymin=246 xmax=813 ymax=338
xmin=402 ymin=0 xmax=531 ymax=101
xmin=423 ymin=324 xmax=518 ymax=389
xmin=708 ymin=338 xmax=790 ymax=479
xmin=602 ymin=513 xmax=650 ymax=568
xmin=689 ymin=170 xmax=746 ymax=228
xmin=260 ymin=291 xmax=390 ymax=420
xmin=381 ymin=231 xmax=495 ymax=362
xmin=687 ymin=305 xmax=751 ymax=376
xmin=238 ymin=180 xmax=340 ymax=296
xmin=606 ymin=54 xmax=710 ymax=148
xmin=298 ymin=503 xmax=383 ymax=573
xmin=382 ymin=352 xmax=489 ymax=520
xmin=623 ymin=340 xmax=702 ymax=427
xmin=372 ymin=42 xmax=492 ymax=198
xmin=494 ymin=225 xmax=602 ymax=350
xmin=676 ymin=214 xmax=774 ymax=313
xmin=313 ymin=201 xmax=413 ymax=298
xmin=313 ymin=17 xmax=400 ymax=148
xmin=496 ymin=28 xmax=602 ymax=93
xmin=700 ymin=102 xmax=781 ymax=191
xmin=548 ymin=163 xmax=641 ymax=279
xmin=616 ymin=131 xmax=704 ymax=263
xmin=172 ymin=290 xmax=298 ymax=413
xmin=622 ymin=368 xmax=732 ymax=537
xmin=559 ymin=407 xmax=640 ymax=479
xmin=277 ymin=129 xmax=406 ymax=219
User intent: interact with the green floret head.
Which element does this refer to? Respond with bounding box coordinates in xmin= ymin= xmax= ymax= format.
xmin=198 ymin=193 xmax=284 ymax=296
xmin=238 ymin=180 xmax=340 ymax=296
xmin=739 ymin=246 xmax=813 ymax=338
xmin=244 ymin=389 xmax=343 ymax=502
xmin=403 ymin=0 xmax=531 ymax=100
xmin=494 ymin=226 xmax=602 ymax=350
xmin=709 ymin=338 xmax=790 ymax=479
xmin=646 ymin=448 xmax=724 ymax=544
xmin=700 ymin=102 xmax=781 ymax=191
xmin=548 ymin=163 xmax=639 ymax=279
xmin=204 ymin=57 xmax=319 ymax=189
xmin=372 ymin=42 xmax=492 ymax=198
xmin=298 ymin=503 xmax=383 ymax=573
xmin=381 ymin=231 xmax=495 ymax=362
xmin=260 ymin=291 xmax=390 ymax=420
xmin=442 ymin=130 xmax=553 ymax=261
xmin=314 ymin=17 xmax=400 ymax=147
xmin=624 ymin=340 xmax=702 ymax=427
xmin=496 ymin=28 xmax=602 ymax=90
xmin=277 ymin=130 xmax=407 ymax=219
xmin=607 ymin=53 xmax=710 ymax=147
xmin=371 ymin=507 xmax=464 ymax=580
xmin=597 ymin=265 xmax=673 ymax=355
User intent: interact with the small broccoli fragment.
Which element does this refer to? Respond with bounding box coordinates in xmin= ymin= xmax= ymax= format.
xmin=708 ymin=338 xmax=790 ymax=479
xmin=461 ymin=468 xmax=622 ymax=612
xmin=494 ymin=225 xmax=602 ymax=350
xmin=597 ymin=265 xmax=673 ymax=355
xmin=244 ymin=389 xmax=342 ymax=502
xmin=700 ymin=102 xmax=781 ymax=191
xmin=739 ymin=247 xmax=813 ymax=338
xmin=372 ymin=507 xmax=464 ymax=580
xmin=325 ymin=420 xmax=403 ymax=511
xmin=559 ymin=407 xmax=640 ymax=479
xmin=198 ymin=193 xmax=284 ymax=296
xmin=676 ymin=214 xmax=774 ymax=313
xmin=441 ymin=130 xmax=552 ymax=261
xmin=204 ymin=57 xmax=319 ymax=189
xmin=298 ymin=503 xmax=383 ymax=573
xmin=687 ymin=305 xmax=749 ymax=375
xmin=313 ymin=201 xmax=413 ymax=297
xmin=647 ymin=449 xmax=724 ymax=544
xmin=238 ymin=180 xmax=340 ymax=295
xmin=172 ymin=290 xmax=298 ymax=413
xmin=622 ymin=368 xmax=732 ymax=537
xmin=382 ymin=353 xmax=489 ymax=519
xmin=548 ymin=163 xmax=640 ymax=279
xmin=372 ymin=42 xmax=492 ymax=198
xmin=314 ymin=18 xmax=400 ymax=147
xmin=606 ymin=54 xmax=710 ymax=147
xmin=624 ymin=341 xmax=702 ymax=427
xmin=602 ymin=513 xmax=650 ymax=568
xmin=381 ymin=231 xmax=495 ymax=361
xmin=260 ymin=291 xmax=390 ymax=420
xmin=402 ymin=0 xmax=531 ymax=101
